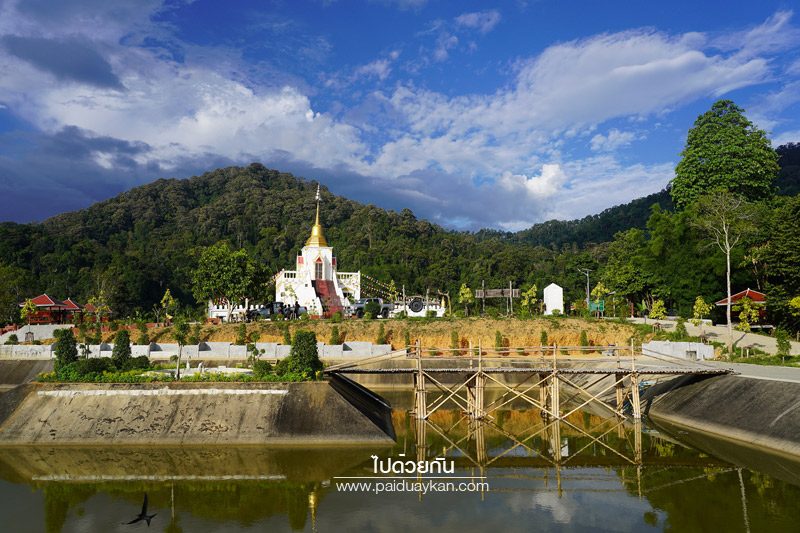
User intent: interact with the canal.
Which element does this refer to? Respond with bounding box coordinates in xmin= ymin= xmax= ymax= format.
xmin=1 ymin=390 xmax=799 ymax=532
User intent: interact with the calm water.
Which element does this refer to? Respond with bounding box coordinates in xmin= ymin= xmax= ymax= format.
xmin=2 ymin=391 xmax=800 ymax=532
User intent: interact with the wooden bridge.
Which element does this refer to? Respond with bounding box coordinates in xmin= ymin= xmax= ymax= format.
xmin=325 ymin=340 xmax=733 ymax=422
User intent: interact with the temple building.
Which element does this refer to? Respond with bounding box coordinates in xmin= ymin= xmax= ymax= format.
xmin=274 ymin=186 xmax=360 ymax=317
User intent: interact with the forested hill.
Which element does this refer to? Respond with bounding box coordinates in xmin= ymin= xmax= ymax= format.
xmin=1 ymin=143 xmax=799 ymax=318
xmin=499 ymin=190 xmax=673 ymax=248
xmin=0 ymin=164 xmax=606 ymax=316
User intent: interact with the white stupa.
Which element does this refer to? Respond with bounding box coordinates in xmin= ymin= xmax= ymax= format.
xmin=543 ymin=283 xmax=564 ymax=316
xmin=274 ymin=185 xmax=361 ymax=316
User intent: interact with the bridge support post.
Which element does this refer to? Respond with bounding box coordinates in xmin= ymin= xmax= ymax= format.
xmin=414 ymin=339 xmax=427 ymax=420
xmin=615 ymin=372 xmax=625 ymax=414
xmin=550 ymin=371 xmax=560 ymax=420
xmin=630 ymin=372 xmax=641 ymax=420
xmin=539 ymin=372 xmax=550 ymax=418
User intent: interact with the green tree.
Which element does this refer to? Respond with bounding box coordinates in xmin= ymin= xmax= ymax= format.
xmin=671 ymin=99 xmax=779 ymax=209
xmin=173 ymin=320 xmax=189 ymax=379
xmin=287 ymin=330 xmax=322 ymax=377
xmin=111 ymin=330 xmax=132 ymax=369
xmin=775 ymin=328 xmax=791 ymax=362
xmin=540 ymin=330 xmax=548 ymax=346
xmin=691 ymin=296 xmax=713 ymax=327
xmin=734 ymin=297 xmax=760 ymax=332
xmin=192 ymin=242 xmax=256 ymax=323
xmin=520 ymin=284 xmax=538 ymax=317
xmin=694 ymin=192 xmax=757 ymax=355
xmin=650 ymin=299 xmax=667 ymax=321
xmin=53 ymin=329 xmax=78 ymax=370
xmin=458 ymin=283 xmax=474 ymax=316
xmin=20 ymin=298 xmax=36 ymax=326
xmin=160 ymin=288 xmax=177 ymax=326
xmin=0 ymin=263 xmax=27 ymax=325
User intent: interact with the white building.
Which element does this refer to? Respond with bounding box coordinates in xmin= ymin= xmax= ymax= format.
xmin=274 ymin=186 xmax=360 ymax=316
xmin=543 ymin=283 xmax=564 ymax=316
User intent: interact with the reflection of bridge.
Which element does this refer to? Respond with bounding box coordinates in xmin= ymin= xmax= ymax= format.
xmin=326 ymin=342 xmax=735 ymax=499
xmin=326 ymin=341 xmax=733 ymax=423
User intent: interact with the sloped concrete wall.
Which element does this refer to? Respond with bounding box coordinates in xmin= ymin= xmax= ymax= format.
xmin=0 ymin=382 xmax=394 ymax=445
xmin=647 ymin=375 xmax=800 ymax=457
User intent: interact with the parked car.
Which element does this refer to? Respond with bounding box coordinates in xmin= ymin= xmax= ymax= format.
xmin=350 ymin=298 xmax=394 ymax=318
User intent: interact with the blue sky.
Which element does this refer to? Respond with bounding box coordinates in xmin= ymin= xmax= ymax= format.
xmin=0 ymin=0 xmax=798 ymax=229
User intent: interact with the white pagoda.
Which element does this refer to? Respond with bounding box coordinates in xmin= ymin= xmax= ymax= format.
xmin=274 ymin=186 xmax=360 ymax=316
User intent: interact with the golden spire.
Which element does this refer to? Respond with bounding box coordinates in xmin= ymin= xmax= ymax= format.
xmin=306 ymin=184 xmax=328 ymax=247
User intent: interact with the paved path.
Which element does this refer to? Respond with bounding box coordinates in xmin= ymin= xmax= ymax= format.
xmin=627 ymin=318 xmax=800 ymax=356
xmin=706 ymin=361 xmax=800 ymax=384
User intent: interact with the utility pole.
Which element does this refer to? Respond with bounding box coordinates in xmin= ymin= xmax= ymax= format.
xmin=578 ymin=269 xmax=592 ymax=309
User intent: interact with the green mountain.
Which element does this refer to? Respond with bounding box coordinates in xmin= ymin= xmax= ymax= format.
xmin=0 ymin=164 xmax=602 ymax=317
xmin=2 ymin=143 xmax=798 ymax=320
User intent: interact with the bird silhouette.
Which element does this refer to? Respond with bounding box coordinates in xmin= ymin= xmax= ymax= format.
xmin=124 ymin=493 xmax=157 ymax=526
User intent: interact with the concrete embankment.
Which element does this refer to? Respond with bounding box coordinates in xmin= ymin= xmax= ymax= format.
xmin=646 ymin=374 xmax=800 ymax=458
xmin=0 ymin=382 xmax=394 ymax=445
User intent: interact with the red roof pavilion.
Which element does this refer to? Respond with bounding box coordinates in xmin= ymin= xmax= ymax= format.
xmin=715 ymin=288 xmax=766 ymax=306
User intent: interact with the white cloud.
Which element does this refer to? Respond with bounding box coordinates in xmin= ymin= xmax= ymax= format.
xmin=455 ymin=10 xmax=502 ymax=34
xmin=354 ymin=58 xmax=392 ymax=80
xmin=498 ymin=164 xmax=567 ymax=198
xmin=0 ymin=3 xmax=796 ymax=229
xmin=713 ymin=10 xmax=800 ymax=57
xmin=433 ymin=34 xmax=458 ymax=62
xmin=773 ymin=130 xmax=800 ymax=146
xmin=590 ymin=129 xmax=637 ymax=151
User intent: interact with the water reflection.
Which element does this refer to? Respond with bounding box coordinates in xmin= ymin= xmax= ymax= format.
xmin=2 ymin=404 xmax=800 ymax=532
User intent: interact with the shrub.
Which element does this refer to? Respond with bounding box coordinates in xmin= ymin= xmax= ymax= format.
xmin=776 ymin=328 xmax=791 ymax=361
xmin=330 ymin=311 xmax=343 ymax=323
xmin=274 ymin=358 xmax=289 ymax=376
xmin=450 ymin=330 xmax=459 ymax=351
xmin=129 ymin=355 xmax=151 ymax=370
xmin=673 ymin=318 xmax=688 ymax=340
xmin=253 ymin=360 xmax=273 ymax=378
xmin=363 ymin=311 xmax=373 ymax=320
xmin=494 ymin=330 xmax=503 ymax=350
xmin=329 ymin=325 xmax=341 ymax=345
xmin=282 ymin=324 xmax=292 ymax=345
xmin=395 ymin=310 xmax=408 ymax=319
xmin=551 ymin=309 xmax=562 ymax=317
xmin=111 ymin=330 xmax=132 ymax=369
xmin=136 ymin=321 xmax=149 ymax=345
xmin=425 ymin=310 xmax=437 ymax=319
xmin=540 ymin=330 xmax=548 ymax=346
xmin=579 ymin=330 xmax=589 ymax=347
xmin=376 ymin=323 xmax=386 ymax=344
xmin=364 ymin=301 xmax=381 ymax=318
xmin=4 ymin=334 xmax=18 ymax=345
xmin=236 ymin=323 xmax=247 ymax=345
xmin=53 ymin=329 xmax=78 ymax=370
xmin=404 ymin=330 xmax=411 ymax=348
xmin=188 ymin=323 xmax=201 ymax=345
xmin=287 ymin=330 xmax=322 ymax=377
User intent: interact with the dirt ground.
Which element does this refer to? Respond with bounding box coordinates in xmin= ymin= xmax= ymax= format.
xmin=147 ymin=316 xmax=646 ymax=350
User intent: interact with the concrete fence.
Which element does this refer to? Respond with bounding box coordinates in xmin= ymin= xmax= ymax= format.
xmin=0 ymin=342 xmax=393 ymax=361
xmin=642 ymin=341 xmax=715 ymax=361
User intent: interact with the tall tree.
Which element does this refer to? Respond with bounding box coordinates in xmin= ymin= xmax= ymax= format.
xmin=0 ymin=263 xmax=28 ymax=325
xmin=671 ymin=100 xmax=779 ymax=209
xmin=693 ymin=191 xmax=757 ymax=355
xmin=192 ymin=242 xmax=256 ymax=322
